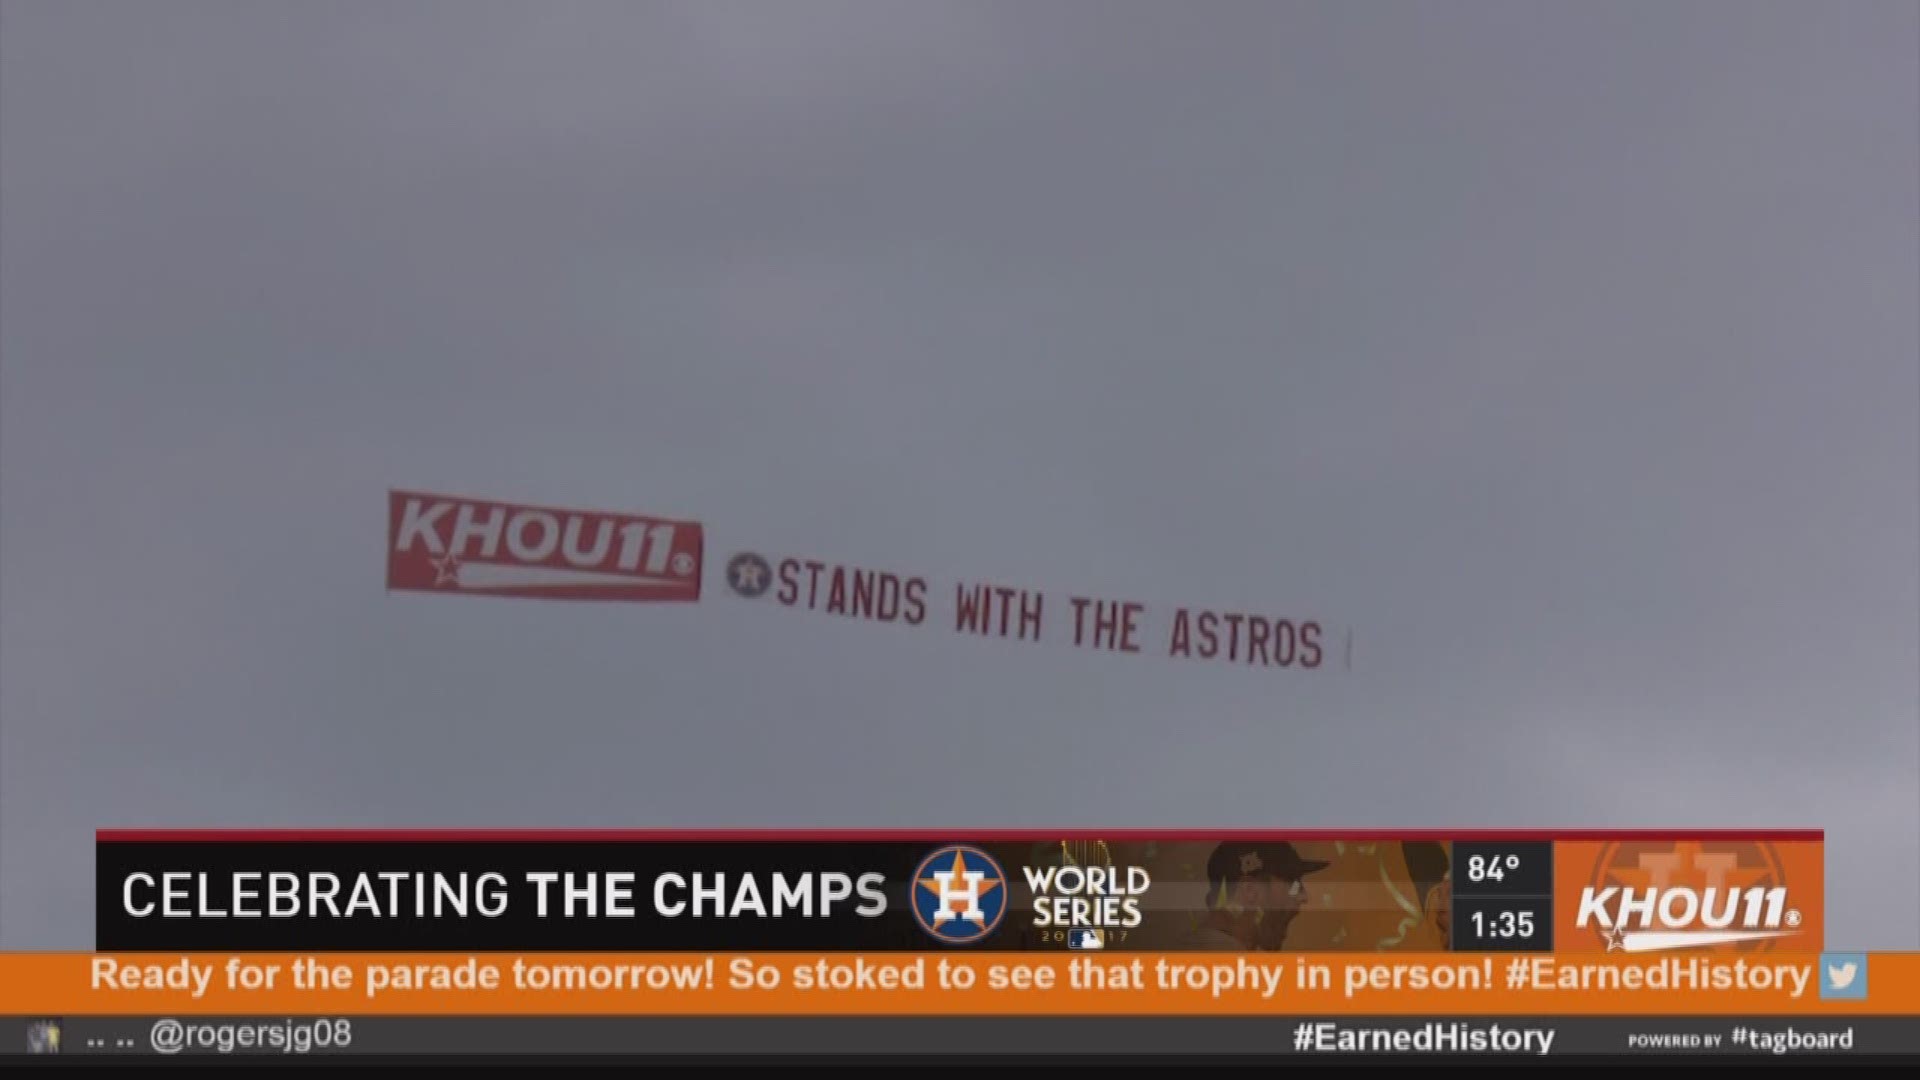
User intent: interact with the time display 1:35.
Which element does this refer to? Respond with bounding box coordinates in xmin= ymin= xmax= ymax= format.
xmin=1470 ymin=909 xmax=1535 ymax=939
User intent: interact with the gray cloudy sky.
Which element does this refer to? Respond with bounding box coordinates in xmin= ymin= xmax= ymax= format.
xmin=2 ymin=1 xmax=1916 ymax=950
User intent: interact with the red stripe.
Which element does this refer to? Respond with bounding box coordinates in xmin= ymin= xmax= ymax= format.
xmin=94 ymin=828 xmax=1825 ymax=843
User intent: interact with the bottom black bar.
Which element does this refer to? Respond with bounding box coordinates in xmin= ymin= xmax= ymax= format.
xmin=12 ymin=1056 xmax=1916 ymax=1068
xmin=2 ymin=1017 xmax=1916 ymax=1060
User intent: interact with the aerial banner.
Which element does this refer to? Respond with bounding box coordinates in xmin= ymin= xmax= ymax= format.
xmin=383 ymin=488 xmax=1345 ymax=669
xmin=385 ymin=490 xmax=703 ymax=602
xmin=719 ymin=548 xmax=1346 ymax=672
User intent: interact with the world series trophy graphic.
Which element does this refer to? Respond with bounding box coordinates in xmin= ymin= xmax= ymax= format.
xmin=1061 ymin=838 xmax=1115 ymax=949
xmin=1060 ymin=839 xmax=1114 ymax=872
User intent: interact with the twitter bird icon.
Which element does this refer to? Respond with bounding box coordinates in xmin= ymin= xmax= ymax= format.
xmin=1818 ymin=954 xmax=1867 ymax=1000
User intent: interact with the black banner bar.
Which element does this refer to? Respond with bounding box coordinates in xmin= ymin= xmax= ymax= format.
xmin=99 ymin=841 xmax=923 ymax=951
xmin=96 ymin=835 xmax=1466 ymax=952
xmin=6 ymin=1016 xmax=1913 ymax=1060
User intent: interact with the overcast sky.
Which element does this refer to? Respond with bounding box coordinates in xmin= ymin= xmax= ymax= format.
xmin=3 ymin=1 xmax=1916 ymax=950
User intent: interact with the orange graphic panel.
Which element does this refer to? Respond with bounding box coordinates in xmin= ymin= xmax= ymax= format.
xmin=1553 ymin=839 xmax=1823 ymax=955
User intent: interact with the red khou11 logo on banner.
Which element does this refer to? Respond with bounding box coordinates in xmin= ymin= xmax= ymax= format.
xmin=387 ymin=490 xmax=703 ymax=602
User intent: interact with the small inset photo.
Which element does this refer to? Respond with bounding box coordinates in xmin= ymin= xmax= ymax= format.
xmin=25 ymin=1019 xmax=62 ymax=1055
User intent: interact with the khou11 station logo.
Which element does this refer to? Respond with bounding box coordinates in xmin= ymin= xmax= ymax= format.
xmin=1568 ymin=840 xmax=1814 ymax=954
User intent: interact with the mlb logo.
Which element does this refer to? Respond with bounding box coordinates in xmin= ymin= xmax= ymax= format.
xmin=1068 ymin=928 xmax=1105 ymax=950
xmin=1819 ymin=954 xmax=1867 ymax=1001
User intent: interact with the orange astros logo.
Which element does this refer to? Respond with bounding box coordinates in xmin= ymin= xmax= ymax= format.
xmin=1568 ymin=840 xmax=1811 ymax=955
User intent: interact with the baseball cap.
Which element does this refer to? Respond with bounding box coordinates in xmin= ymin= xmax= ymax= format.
xmin=1206 ymin=841 xmax=1331 ymax=888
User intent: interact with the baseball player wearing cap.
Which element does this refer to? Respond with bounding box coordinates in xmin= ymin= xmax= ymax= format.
xmin=1183 ymin=841 xmax=1330 ymax=951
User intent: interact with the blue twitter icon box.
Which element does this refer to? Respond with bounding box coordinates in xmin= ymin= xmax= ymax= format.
xmin=1817 ymin=954 xmax=1867 ymax=1000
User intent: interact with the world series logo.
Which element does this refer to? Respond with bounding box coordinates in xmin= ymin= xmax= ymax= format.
xmin=910 ymin=846 xmax=1008 ymax=945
